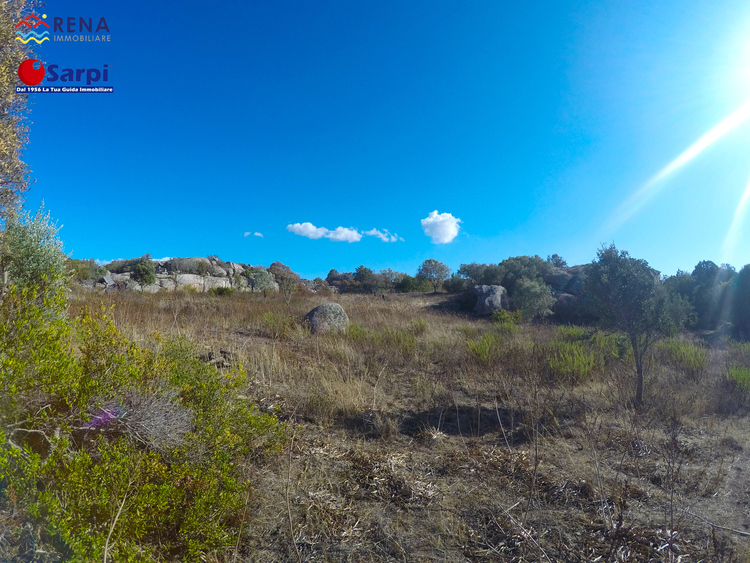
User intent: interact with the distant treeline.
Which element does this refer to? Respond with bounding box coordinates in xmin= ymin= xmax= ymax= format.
xmin=326 ymin=254 xmax=750 ymax=340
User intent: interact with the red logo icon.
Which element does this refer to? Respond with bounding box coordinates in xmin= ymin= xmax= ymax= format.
xmin=18 ymin=59 xmax=45 ymax=86
xmin=15 ymin=14 xmax=50 ymax=29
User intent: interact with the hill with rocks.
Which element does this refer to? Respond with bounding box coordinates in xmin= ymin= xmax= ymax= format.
xmin=75 ymin=256 xmax=327 ymax=294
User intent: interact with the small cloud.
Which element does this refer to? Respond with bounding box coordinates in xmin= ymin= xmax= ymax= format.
xmin=287 ymin=222 xmax=330 ymax=239
xmin=421 ymin=210 xmax=462 ymax=244
xmin=364 ymin=228 xmax=401 ymax=242
xmin=326 ymin=226 xmax=362 ymax=242
xmin=153 ymin=256 xmax=172 ymax=262
xmin=244 ymin=232 xmax=251 ymax=237
xmin=254 ymin=232 xmax=263 ymax=238
xmin=286 ymin=222 xmax=362 ymax=243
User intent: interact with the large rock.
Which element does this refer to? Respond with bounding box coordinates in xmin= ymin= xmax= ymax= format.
xmin=473 ymin=285 xmax=509 ymax=316
xmin=544 ymin=265 xmax=588 ymax=296
xmin=227 ymin=262 xmax=245 ymax=276
xmin=204 ymin=276 xmax=231 ymax=290
xmin=209 ymin=264 xmax=228 ymax=277
xmin=305 ymin=303 xmax=349 ymax=334
xmin=142 ymin=283 xmax=161 ymax=294
xmin=175 ymin=274 xmax=204 ymax=291
xmin=158 ymin=277 xmax=177 ymax=291
xmin=122 ymin=279 xmax=142 ymax=292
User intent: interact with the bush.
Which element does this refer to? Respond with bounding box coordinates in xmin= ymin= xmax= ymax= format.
xmin=467 ymin=332 xmax=504 ymax=365
xmin=545 ymin=327 xmax=624 ymax=382
xmin=409 ymin=318 xmax=429 ymax=336
xmin=0 ymin=289 xmax=287 ymax=561
xmin=443 ymin=273 xmax=468 ymax=294
xmin=660 ymin=339 xmax=708 ymax=380
xmin=492 ymin=309 xmax=523 ymax=326
xmin=68 ymin=257 xmax=108 ymax=281
xmin=1 ymin=204 xmax=69 ymax=290
xmin=208 ymin=286 xmax=234 ymax=297
xmin=546 ymin=340 xmax=600 ymax=381
xmin=512 ymin=278 xmax=555 ymax=320
xmin=260 ymin=311 xmax=293 ymax=339
xmin=107 ymin=255 xmax=156 ymax=285
xmin=727 ymin=366 xmax=750 ymax=394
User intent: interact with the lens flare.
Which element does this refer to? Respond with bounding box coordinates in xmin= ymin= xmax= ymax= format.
xmin=722 ymin=176 xmax=750 ymax=262
xmin=607 ymin=100 xmax=750 ymax=232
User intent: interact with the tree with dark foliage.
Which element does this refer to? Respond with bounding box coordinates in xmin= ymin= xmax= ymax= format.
xmin=585 ymin=244 xmax=688 ymax=405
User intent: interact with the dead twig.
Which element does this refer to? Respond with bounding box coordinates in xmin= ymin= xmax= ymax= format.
xmin=685 ymin=509 xmax=750 ymax=537
xmin=286 ymin=426 xmax=302 ymax=563
xmin=103 ymin=480 xmax=133 ymax=563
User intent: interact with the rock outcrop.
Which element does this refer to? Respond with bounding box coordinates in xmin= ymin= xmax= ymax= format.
xmin=80 ymin=256 xmax=305 ymax=294
xmin=473 ymin=285 xmax=509 ymax=316
xmin=304 ymin=303 xmax=349 ymax=334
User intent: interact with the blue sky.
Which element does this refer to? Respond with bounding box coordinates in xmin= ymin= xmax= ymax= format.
xmin=20 ymin=0 xmax=750 ymax=279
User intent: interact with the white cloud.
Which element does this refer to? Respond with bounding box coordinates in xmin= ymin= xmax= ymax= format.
xmin=287 ymin=222 xmax=331 ymax=239
xmin=326 ymin=226 xmax=362 ymax=242
xmin=364 ymin=228 xmax=401 ymax=242
xmin=244 ymin=232 xmax=250 ymax=237
xmin=254 ymin=232 xmax=263 ymax=238
xmin=286 ymin=222 xmax=361 ymax=243
xmin=420 ymin=210 xmax=462 ymax=244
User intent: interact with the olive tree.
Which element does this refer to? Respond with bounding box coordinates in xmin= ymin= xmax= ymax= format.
xmin=250 ymin=269 xmax=275 ymax=298
xmin=0 ymin=0 xmax=34 ymax=216
xmin=513 ymin=278 xmax=555 ymax=320
xmin=585 ymin=244 xmax=688 ymax=405
xmin=1 ymin=204 xmax=68 ymax=290
xmin=417 ymin=259 xmax=450 ymax=293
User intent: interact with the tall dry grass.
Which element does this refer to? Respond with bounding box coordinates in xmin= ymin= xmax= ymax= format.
xmin=62 ymin=287 xmax=750 ymax=562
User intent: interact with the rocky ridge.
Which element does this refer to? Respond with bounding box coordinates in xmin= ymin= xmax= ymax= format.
xmin=77 ymin=257 xmax=326 ymax=294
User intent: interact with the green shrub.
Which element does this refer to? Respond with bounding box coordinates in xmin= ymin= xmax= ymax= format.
xmin=68 ymin=258 xmax=108 ymax=281
xmin=458 ymin=325 xmax=479 ymax=339
xmin=1 ymin=204 xmax=69 ymax=290
xmin=260 ymin=311 xmax=292 ymax=339
xmin=727 ymin=366 xmax=750 ymax=394
xmin=208 ymin=286 xmax=234 ymax=297
xmin=546 ymin=339 xmax=600 ymax=381
xmin=383 ymin=328 xmax=418 ymax=357
xmin=590 ymin=331 xmax=627 ymax=360
xmin=491 ymin=310 xmax=521 ymax=335
xmin=107 ymin=255 xmax=156 ymax=285
xmin=492 ymin=309 xmax=523 ymax=326
xmin=467 ymin=332 xmax=504 ymax=365
xmin=0 ymin=289 xmax=287 ymax=561
xmin=409 ymin=318 xmax=429 ymax=336
xmin=513 ymin=278 xmax=556 ymax=320
xmin=346 ymin=322 xmax=367 ymax=341
xmin=556 ymin=325 xmax=588 ymax=341
xmin=660 ymin=339 xmax=708 ymax=379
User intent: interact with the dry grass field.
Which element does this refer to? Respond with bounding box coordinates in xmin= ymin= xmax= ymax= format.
xmin=64 ymin=287 xmax=750 ymax=562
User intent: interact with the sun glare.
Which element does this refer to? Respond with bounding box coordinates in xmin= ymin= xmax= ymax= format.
xmin=607 ymin=99 xmax=750 ymax=232
xmin=722 ymin=176 xmax=750 ymax=262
